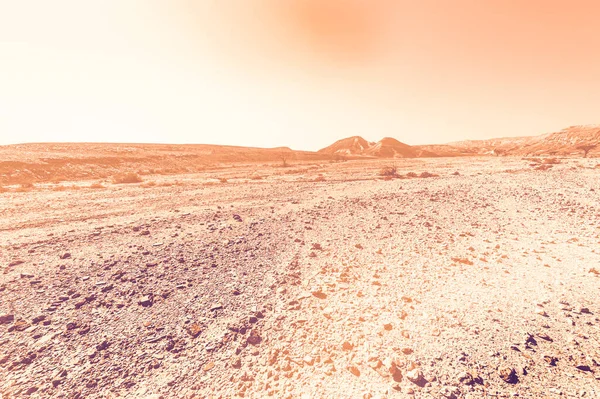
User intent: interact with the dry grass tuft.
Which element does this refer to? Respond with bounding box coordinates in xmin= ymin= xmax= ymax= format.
xmin=141 ymin=181 xmax=157 ymax=188
xmin=542 ymin=158 xmax=561 ymax=165
xmin=113 ymin=172 xmax=143 ymax=184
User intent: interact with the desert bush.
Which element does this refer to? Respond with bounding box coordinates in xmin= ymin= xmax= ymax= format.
xmin=218 ymin=177 xmax=228 ymax=183
xmin=141 ymin=181 xmax=157 ymax=188
xmin=89 ymin=183 xmax=105 ymax=189
xmin=379 ymin=165 xmax=399 ymax=178
xmin=406 ymin=172 xmax=418 ymax=178
xmin=419 ymin=171 xmax=438 ymax=178
xmin=113 ymin=172 xmax=143 ymax=184
xmin=542 ymin=158 xmax=560 ymax=165
xmin=15 ymin=182 xmax=35 ymax=192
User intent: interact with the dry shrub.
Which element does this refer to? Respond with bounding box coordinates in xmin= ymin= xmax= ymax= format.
xmin=535 ymin=164 xmax=553 ymax=171
xmin=218 ymin=177 xmax=228 ymax=183
xmin=419 ymin=171 xmax=438 ymax=178
xmin=542 ymin=158 xmax=560 ymax=165
xmin=313 ymin=175 xmax=326 ymax=182
xmin=406 ymin=172 xmax=418 ymax=178
xmin=15 ymin=182 xmax=35 ymax=192
xmin=141 ymin=181 xmax=157 ymax=188
xmin=250 ymin=175 xmax=263 ymax=180
xmin=379 ymin=165 xmax=399 ymax=178
xmin=284 ymin=168 xmax=307 ymax=175
xmin=113 ymin=172 xmax=143 ymax=184
xmin=89 ymin=183 xmax=105 ymax=189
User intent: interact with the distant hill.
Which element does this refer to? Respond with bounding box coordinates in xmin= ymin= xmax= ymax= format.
xmin=317 ymin=136 xmax=373 ymax=156
xmin=3 ymin=124 xmax=600 ymax=185
xmin=318 ymin=124 xmax=600 ymax=158
xmin=318 ymin=136 xmax=432 ymax=158
xmin=448 ymin=125 xmax=600 ymax=156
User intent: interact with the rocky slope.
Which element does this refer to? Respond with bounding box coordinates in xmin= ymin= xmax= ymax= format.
xmin=448 ymin=125 xmax=600 ymax=156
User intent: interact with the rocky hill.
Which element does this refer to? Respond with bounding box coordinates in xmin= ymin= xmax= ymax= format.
xmin=320 ymin=125 xmax=600 ymax=159
xmin=317 ymin=136 xmax=373 ymax=156
xmin=448 ymin=125 xmax=600 ymax=156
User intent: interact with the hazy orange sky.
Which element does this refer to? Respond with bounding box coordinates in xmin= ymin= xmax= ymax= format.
xmin=1 ymin=0 xmax=600 ymax=150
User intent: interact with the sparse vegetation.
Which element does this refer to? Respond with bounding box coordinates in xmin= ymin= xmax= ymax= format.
xmin=89 ymin=183 xmax=105 ymax=189
xmin=542 ymin=158 xmax=560 ymax=165
xmin=113 ymin=172 xmax=143 ymax=184
xmin=576 ymin=144 xmax=597 ymax=158
xmin=379 ymin=165 xmax=399 ymax=178
xmin=218 ymin=177 xmax=228 ymax=183
xmin=141 ymin=181 xmax=157 ymax=188
xmin=279 ymin=154 xmax=290 ymax=168
xmin=15 ymin=182 xmax=35 ymax=192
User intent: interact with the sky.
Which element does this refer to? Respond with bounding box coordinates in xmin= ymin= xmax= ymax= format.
xmin=1 ymin=0 xmax=600 ymax=151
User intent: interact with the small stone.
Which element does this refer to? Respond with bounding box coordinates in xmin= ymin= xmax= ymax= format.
xmin=139 ymin=295 xmax=153 ymax=307
xmin=231 ymin=356 xmax=242 ymax=369
xmin=406 ymin=369 xmax=425 ymax=385
xmin=66 ymin=322 xmax=78 ymax=331
xmin=536 ymin=310 xmax=549 ymax=317
xmin=401 ymin=347 xmax=413 ymax=355
xmin=60 ymin=253 xmax=71 ymax=260
xmin=210 ymin=303 xmax=223 ymax=311
xmin=187 ymin=323 xmax=202 ymax=338
xmin=303 ymin=355 xmax=315 ymax=366
xmin=0 ymin=314 xmax=15 ymax=324
xmin=247 ymin=333 xmax=262 ymax=345
xmin=311 ymin=290 xmax=327 ymax=300
xmin=203 ymin=361 xmax=215 ymax=372
xmin=498 ymin=367 xmax=518 ymax=384
xmin=348 ymin=365 xmax=361 ymax=376
xmin=9 ymin=319 xmax=30 ymax=332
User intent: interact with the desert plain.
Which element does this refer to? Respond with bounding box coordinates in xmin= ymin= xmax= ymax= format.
xmin=1 ymin=152 xmax=600 ymax=398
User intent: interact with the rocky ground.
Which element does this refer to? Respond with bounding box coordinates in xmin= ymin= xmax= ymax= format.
xmin=1 ymin=157 xmax=599 ymax=398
